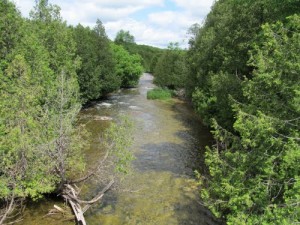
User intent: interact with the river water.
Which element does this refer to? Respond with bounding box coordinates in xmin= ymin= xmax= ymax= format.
xmin=22 ymin=73 xmax=218 ymax=225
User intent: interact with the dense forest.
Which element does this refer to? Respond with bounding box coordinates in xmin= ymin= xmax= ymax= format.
xmin=1 ymin=0 xmax=299 ymax=224
xmin=153 ymin=0 xmax=300 ymax=224
xmin=0 ymin=0 xmax=143 ymax=224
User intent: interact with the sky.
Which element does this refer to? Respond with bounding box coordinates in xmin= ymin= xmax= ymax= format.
xmin=14 ymin=0 xmax=215 ymax=48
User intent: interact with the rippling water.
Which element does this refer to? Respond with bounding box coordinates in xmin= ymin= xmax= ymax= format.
xmin=22 ymin=74 xmax=218 ymax=225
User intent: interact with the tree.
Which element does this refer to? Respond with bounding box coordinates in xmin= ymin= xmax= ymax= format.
xmin=92 ymin=20 xmax=121 ymax=95
xmin=94 ymin=19 xmax=107 ymax=38
xmin=73 ymin=20 xmax=119 ymax=103
xmin=0 ymin=3 xmax=58 ymax=222
xmin=0 ymin=54 xmax=57 ymax=224
xmin=121 ymin=43 xmax=163 ymax=73
xmin=0 ymin=0 xmax=22 ymax=65
xmin=0 ymin=1 xmax=85 ymax=223
xmin=0 ymin=54 xmax=57 ymax=196
xmin=199 ymin=15 xmax=300 ymax=224
xmin=114 ymin=29 xmax=135 ymax=44
xmin=187 ymin=0 xmax=300 ymax=129
xmin=0 ymin=1 xmax=136 ymax=224
xmin=28 ymin=0 xmax=86 ymax=189
xmin=154 ymin=42 xmax=187 ymax=89
xmin=110 ymin=43 xmax=143 ymax=87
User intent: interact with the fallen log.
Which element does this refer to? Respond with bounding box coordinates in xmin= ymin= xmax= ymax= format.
xmin=68 ymin=200 xmax=86 ymax=225
xmin=54 ymin=205 xmax=65 ymax=213
xmin=62 ymin=179 xmax=114 ymax=225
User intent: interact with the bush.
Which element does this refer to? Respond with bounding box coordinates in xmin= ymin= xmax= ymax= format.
xmin=147 ymin=88 xmax=173 ymax=100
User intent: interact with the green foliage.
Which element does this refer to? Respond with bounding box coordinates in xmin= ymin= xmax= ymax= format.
xmin=192 ymin=72 xmax=242 ymax=127
xmin=187 ymin=0 xmax=300 ymax=129
xmin=104 ymin=116 xmax=135 ymax=174
xmin=199 ymin=15 xmax=300 ymax=224
xmin=29 ymin=0 xmax=87 ymax=187
xmin=114 ymin=29 xmax=135 ymax=44
xmin=121 ymin=42 xmax=163 ymax=73
xmin=110 ymin=43 xmax=143 ymax=87
xmin=73 ymin=21 xmax=119 ymax=103
xmin=147 ymin=88 xmax=173 ymax=100
xmin=0 ymin=1 xmax=57 ymax=201
xmin=0 ymin=55 xmax=57 ymax=200
xmin=0 ymin=0 xmax=22 ymax=64
xmin=0 ymin=1 xmax=143 ymax=223
xmin=0 ymin=0 xmax=87 ymax=207
xmin=154 ymin=42 xmax=187 ymax=89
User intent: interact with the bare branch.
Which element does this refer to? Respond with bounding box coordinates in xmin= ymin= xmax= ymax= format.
xmin=0 ymin=195 xmax=15 ymax=225
xmin=69 ymin=149 xmax=110 ymax=184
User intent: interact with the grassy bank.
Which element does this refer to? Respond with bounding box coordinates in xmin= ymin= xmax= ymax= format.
xmin=147 ymin=88 xmax=173 ymax=100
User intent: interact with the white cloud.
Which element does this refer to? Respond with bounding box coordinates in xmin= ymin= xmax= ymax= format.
xmin=87 ymin=0 xmax=164 ymax=7
xmin=148 ymin=11 xmax=198 ymax=29
xmin=61 ymin=3 xmax=143 ymax=24
xmin=105 ymin=19 xmax=183 ymax=48
xmin=58 ymin=0 xmax=166 ymax=24
xmin=14 ymin=0 xmax=33 ymax=16
xmin=15 ymin=0 xmax=164 ymax=21
xmin=14 ymin=0 xmax=215 ymax=48
xmin=172 ymin=0 xmax=214 ymax=17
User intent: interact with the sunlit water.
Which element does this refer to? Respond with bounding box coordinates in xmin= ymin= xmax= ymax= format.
xmin=22 ymin=74 xmax=219 ymax=225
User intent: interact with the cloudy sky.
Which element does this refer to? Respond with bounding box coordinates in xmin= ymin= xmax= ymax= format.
xmin=14 ymin=0 xmax=215 ymax=48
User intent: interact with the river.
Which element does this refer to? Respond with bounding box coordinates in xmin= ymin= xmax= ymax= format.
xmin=22 ymin=73 xmax=218 ymax=225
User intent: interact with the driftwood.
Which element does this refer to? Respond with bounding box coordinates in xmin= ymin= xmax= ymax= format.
xmin=62 ymin=180 xmax=114 ymax=225
xmin=53 ymin=205 xmax=65 ymax=213
xmin=0 ymin=195 xmax=15 ymax=225
xmin=93 ymin=116 xmax=113 ymax=121
xmin=46 ymin=142 xmax=115 ymax=224
xmin=0 ymin=196 xmax=25 ymax=225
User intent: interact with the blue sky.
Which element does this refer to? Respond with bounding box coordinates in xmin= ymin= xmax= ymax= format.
xmin=15 ymin=0 xmax=215 ymax=48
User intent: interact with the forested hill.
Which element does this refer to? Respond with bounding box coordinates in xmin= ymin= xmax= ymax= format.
xmin=124 ymin=43 xmax=163 ymax=74
xmin=114 ymin=30 xmax=164 ymax=73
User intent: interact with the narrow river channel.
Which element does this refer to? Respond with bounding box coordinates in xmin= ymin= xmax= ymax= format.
xmin=22 ymin=73 xmax=218 ymax=225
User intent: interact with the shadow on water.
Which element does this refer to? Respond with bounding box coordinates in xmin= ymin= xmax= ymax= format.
xmin=171 ymin=101 xmax=214 ymax=174
xmin=134 ymin=142 xmax=196 ymax=175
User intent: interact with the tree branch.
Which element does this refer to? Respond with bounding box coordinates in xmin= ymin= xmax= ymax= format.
xmin=0 ymin=195 xmax=15 ymax=225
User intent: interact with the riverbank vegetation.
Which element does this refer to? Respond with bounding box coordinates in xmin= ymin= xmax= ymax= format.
xmin=0 ymin=0 xmax=138 ymax=224
xmin=148 ymin=42 xmax=187 ymax=101
xmin=110 ymin=43 xmax=143 ymax=88
xmin=147 ymin=88 xmax=173 ymax=100
xmin=152 ymin=0 xmax=299 ymax=224
xmin=153 ymin=42 xmax=187 ymax=90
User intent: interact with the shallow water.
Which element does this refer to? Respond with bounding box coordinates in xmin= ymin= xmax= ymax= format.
xmin=22 ymin=74 xmax=218 ymax=225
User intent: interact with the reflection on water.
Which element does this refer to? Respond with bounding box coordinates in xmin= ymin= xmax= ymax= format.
xmin=22 ymin=73 xmax=218 ymax=225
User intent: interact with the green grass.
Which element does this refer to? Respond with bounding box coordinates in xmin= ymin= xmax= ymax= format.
xmin=147 ymin=88 xmax=173 ymax=100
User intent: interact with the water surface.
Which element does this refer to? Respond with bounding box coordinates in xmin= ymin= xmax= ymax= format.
xmin=22 ymin=73 xmax=218 ymax=225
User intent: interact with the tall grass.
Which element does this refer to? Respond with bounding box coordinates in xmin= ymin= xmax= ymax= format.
xmin=147 ymin=88 xmax=173 ymax=100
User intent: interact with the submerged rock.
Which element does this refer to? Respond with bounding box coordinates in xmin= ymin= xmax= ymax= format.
xmin=145 ymin=87 xmax=154 ymax=90
xmin=118 ymin=102 xmax=129 ymax=105
xmin=97 ymin=102 xmax=113 ymax=107
xmin=94 ymin=116 xmax=113 ymax=121
xmin=129 ymin=105 xmax=141 ymax=110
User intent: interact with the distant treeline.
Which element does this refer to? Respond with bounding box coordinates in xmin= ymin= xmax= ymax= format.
xmin=152 ymin=0 xmax=300 ymax=224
